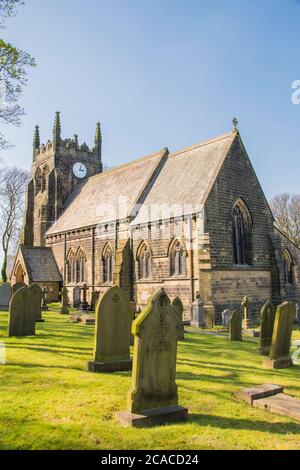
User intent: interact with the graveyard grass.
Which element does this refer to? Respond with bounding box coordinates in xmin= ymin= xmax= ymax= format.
xmin=0 ymin=311 xmax=300 ymax=450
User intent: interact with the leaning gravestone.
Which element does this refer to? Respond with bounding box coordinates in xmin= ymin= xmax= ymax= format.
xmin=72 ymin=286 xmax=81 ymax=308
xmin=87 ymin=286 xmax=132 ymax=372
xmin=172 ymin=296 xmax=184 ymax=340
xmin=29 ymin=283 xmax=44 ymax=322
xmin=263 ymin=301 xmax=295 ymax=369
xmin=12 ymin=281 xmax=27 ymax=294
xmin=229 ymin=310 xmax=242 ymax=341
xmin=8 ymin=287 xmax=36 ymax=337
xmin=116 ymin=288 xmax=188 ymax=427
xmin=259 ymin=301 xmax=275 ymax=355
xmin=0 ymin=282 xmax=12 ymax=311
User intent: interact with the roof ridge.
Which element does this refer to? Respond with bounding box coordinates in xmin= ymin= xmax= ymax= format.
xmin=88 ymin=147 xmax=168 ymax=181
xmin=168 ymin=130 xmax=236 ymax=158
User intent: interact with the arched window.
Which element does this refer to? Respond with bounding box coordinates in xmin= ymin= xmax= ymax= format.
xmin=66 ymin=251 xmax=76 ymax=284
xmin=169 ymin=239 xmax=187 ymax=276
xmin=137 ymin=242 xmax=152 ymax=279
xmin=35 ymin=167 xmax=42 ymax=194
xmin=76 ymin=249 xmax=86 ymax=284
xmin=283 ymin=250 xmax=293 ymax=285
xmin=102 ymin=244 xmax=113 ymax=283
xmin=232 ymin=199 xmax=253 ymax=265
xmin=41 ymin=165 xmax=49 ymax=193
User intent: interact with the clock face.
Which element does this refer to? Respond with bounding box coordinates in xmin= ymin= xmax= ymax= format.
xmin=73 ymin=162 xmax=87 ymax=179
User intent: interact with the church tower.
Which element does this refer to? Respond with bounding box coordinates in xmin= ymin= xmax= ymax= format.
xmin=22 ymin=113 xmax=103 ymax=247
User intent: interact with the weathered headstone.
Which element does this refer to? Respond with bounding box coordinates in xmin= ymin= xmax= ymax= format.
xmin=116 ymin=288 xmax=188 ymax=428
xmin=72 ymin=286 xmax=81 ymax=308
xmin=229 ymin=310 xmax=242 ymax=341
xmin=263 ymin=301 xmax=295 ymax=369
xmin=88 ymin=291 xmax=100 ymax=311
xmin=87 ymin=286 xmax=132 ymax=372
xmin=79 ymin=283 xmax=89 ymax=310
xmin=12 ymin=281 xmax=27 ymax=294
xmin=172 ymin=296 xmax=184 ymax=340
xmin=191 ymin=299 xmax=205 ymax=327
xmin=259 ymin=301 xmax=275 ymax=355
xmin=29 ymin=283 xmax=44 ymax=322
xmin=222 ymin=309 xmax=232 ymax=328
xmin=241 ymin=296 xmax=250 ymax=329
xmin=204 ymin=302 xmax=215 ymax=328
xmin=60 ymin=287 xmax=70 ymax=314
xmin=0 ymin=282 xmax=12 ymax=311
xmin=41 ymin=286 xmax=49 ymax=311
xmin=8 ymin=287 xmax=36 ymax=337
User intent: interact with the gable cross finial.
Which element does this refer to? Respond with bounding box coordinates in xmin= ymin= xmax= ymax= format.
xmin=232 ymin=117 xmax=238 ymax=131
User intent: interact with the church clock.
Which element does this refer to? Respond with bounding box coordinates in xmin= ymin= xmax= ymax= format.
xmin=73 ymin=162 xmax=87 ymax=179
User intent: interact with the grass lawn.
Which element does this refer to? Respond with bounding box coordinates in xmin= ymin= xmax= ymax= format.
xmin=0 ymin=310 xmax=300 ymax=450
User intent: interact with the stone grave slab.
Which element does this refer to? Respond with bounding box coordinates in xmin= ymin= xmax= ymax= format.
xmin=235 ymin=384 xmax=284 ymax=405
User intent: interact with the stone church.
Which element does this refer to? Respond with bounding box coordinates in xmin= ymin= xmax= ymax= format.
xmin=10 ymin=113 xmax=300 ymax=321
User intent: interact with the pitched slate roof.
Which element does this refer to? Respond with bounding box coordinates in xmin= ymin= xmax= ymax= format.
xmin=46 ymin=148 xmax=167 ymax=235
xmin=132 ymin=131 xmax=236 ymax=225
xmin=46 ymin=130 xmax=236 ymax=234
xmin=21 ymin=247 xmax=62 ymax=282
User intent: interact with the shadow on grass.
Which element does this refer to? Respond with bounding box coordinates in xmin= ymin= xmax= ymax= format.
xmin=188 ymin=413 xmax=300 ymax=434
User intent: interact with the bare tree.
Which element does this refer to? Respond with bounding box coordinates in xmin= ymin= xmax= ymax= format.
xmin=0 ymin=0 xmax=35 ymax=149
xmin=270 ymin=193 xmax=300 ymax=248
xmin=0 ymin=165 xmax=28 ymax=281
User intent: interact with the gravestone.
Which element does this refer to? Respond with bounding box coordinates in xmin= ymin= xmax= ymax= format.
xmin=12 ymin=281 xmax=27 ymax=294
xmin=172 ymin=296 xmax=184 ymax=340
xmin=60 ymin=287 xmax=70 ymax=314
xmin=263 ymin=301 xmax=295 ymax=369
xmin=241 ymin=296 xmax=250 ymax=329
xmin=79 ymin=283 xmax=89 ymax=310
xmin=29 ymin=283 xmax=44 ymax=322
xmin=72 ymin=286 xmax=81 ymax=308
xmin=204 ymin=302 xmax=215 ymax=328
xmin=0 ymin=282 xmax=12 ymax=311
xmin=295 ymin=303 xmax=300 ymax=324
xmin=222 ymin=309 xmax=232 ymax=328
xmin=88 ymin=291 xmax=100 ymax=311
xmin=41 ymin=286 xmax=48 ymax=311
xmin=87 ymin=286 xmax=132 ymax=372
xmin=229 ymin=310 xmax=242 ymax=341
xmin=259 ymin=301 xmax=276 ymax=355
xmin=116 ymin=288 xmax=188 ymax=428
xmin=8 ymin=287 xmax=36 ymax=337
xmin=191 ymin=299 xmax=205 ymax=327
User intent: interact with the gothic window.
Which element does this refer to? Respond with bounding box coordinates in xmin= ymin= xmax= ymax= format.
xmin=283 ymin=250 xmax=293 ymax=285
xmin=66 ymin=251 xmax=75 ymax=284
xmin=102 ymin=244 xmax=113 ymax=283
xmin=232 ymin=200 xmax=253 ymax=265
xmin=41 ymin=165 xmax=49 ymax=193
xmin=137 ymin=242 xmax=152 ymax=279
xmin=35 ymin=167 xmax=42 ymax=194
xmin=170 ymin=239 xmax=187 ymax=276
xmin=76 ymin=250 xmax=86 ymax=284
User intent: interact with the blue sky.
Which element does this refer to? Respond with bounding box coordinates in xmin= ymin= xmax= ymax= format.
xmin=1 ymin=0 xmax=300 ymax=198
